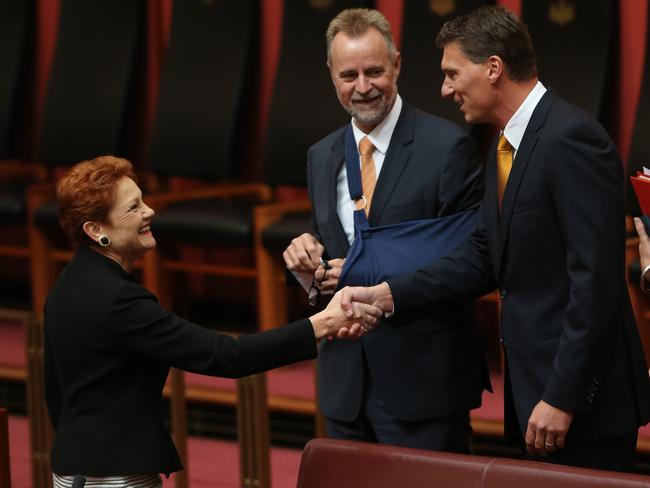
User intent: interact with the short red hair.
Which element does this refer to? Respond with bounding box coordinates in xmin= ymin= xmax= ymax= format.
xmin=57 ymin=156 xmax=137 ymax=245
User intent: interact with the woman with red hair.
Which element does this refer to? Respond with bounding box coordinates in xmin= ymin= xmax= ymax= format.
xmin=44 ymin=156 xmax=379 ymax=487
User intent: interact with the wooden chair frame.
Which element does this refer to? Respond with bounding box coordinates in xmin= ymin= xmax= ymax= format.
xmin=0 ymin=408 xmax=10 ymax=488
xmin=253 ymin=199 xmax=311 ymax=331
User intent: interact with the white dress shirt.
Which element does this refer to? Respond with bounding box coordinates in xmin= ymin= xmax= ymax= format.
xmin=502 ymin=81 xmax=547 ymax=155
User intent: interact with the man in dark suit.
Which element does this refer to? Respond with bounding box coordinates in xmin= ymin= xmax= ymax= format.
xmin=341 ymin=5 xmax=650 ymax=471
xmin=282 ymin=8 xmax=489 ymax=452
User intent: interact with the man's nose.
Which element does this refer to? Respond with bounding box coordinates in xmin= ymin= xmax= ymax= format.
xmin=441 ymin=79 xmax=453 ymax=98
xmin=355 ymin=75 xmax=372 ymax=94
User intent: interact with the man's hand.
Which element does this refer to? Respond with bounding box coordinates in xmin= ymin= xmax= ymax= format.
xmin=340 ymin=282 xmax=395 ymax=317
xmin=634 ymin=217 xmax=650 ymax=270
xmin=283 ymin=233 xmax=324 ymax=273
xmin=525 ymin=400 xmax=574 ymax=456
xmin=313 ymin=258 xmax=345 ymax=295
xmin=283 ymin=233 xmax=325 ymax=292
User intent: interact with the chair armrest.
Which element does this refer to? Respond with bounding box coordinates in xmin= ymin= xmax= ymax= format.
xmin=146 ymin=182 xmax=272 ymax=209
xmin=0 ymin=160 xmax=48 ymax=183
xmin=253 ymin=199 xmax=312 ymax=238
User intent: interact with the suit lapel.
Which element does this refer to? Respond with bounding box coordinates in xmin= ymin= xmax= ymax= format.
xmin=326 ymin=133 xmax=350 ymax=255
xmin=496 ymin=90 xmax=558 ymax=274
xmin=368 ymin=103 xmax=415 ymax=225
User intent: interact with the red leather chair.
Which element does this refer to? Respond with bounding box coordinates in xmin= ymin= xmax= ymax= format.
xmin=297 ymin=439 xmax=650 ymax=488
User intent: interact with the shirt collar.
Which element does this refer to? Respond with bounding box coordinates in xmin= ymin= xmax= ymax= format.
xmin=351 ymin=95 xmax=402 ymax=155
xmin=502 ymin=81 xmax=546 ymax=151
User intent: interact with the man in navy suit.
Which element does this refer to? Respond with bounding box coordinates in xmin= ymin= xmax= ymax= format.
xmin=282 ymin=8 xmax=489 ymax=452
xmin=341 ymin=5 xmax=650 ymax=471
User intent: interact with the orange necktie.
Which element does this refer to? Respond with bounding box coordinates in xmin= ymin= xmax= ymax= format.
xmin=496 ymin=134 xmax=513 ymax=210
xmin=359 ymin=136 xmax=377 ymax=216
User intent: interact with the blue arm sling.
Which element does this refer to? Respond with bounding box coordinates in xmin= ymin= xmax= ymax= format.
xmin=337 ymin=124 xmax=478 ymax=288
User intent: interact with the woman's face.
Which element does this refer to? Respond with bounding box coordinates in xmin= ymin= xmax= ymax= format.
xmin=99 ymin=176 xmax=155 ymax=268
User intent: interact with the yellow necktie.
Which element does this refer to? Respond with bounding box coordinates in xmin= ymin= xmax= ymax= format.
xmin=497 ymin=134 xmax=513 ymax=210
xmin=359 ymin=136 xmax=377 ymax=216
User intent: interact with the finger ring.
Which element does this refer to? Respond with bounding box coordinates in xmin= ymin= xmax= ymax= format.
xmin=544 ymin=442 xmax=554 ymax=448
xmin=361 ymin=326 xmax=368 ymax=333
xmin=319 ymin=257 xmax=331 ymax=270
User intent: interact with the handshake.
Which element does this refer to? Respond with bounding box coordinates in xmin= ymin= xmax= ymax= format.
xmin=309 ymin=282 xmax=395 ymax=341
xmin=284 ymin=233 xmax=396 ymax=341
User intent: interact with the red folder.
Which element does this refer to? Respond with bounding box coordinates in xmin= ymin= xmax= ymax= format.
xmin=630 ymin=172 xmax=650 ymax=214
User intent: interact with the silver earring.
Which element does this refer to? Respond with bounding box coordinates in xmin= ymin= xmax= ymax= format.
xmin=98 ymin=234 xmax=111 ymax=247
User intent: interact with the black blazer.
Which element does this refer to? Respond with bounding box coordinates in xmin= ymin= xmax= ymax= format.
xmin=389 ymin=91 xmax=650 ymax=444
xmin=310 ymin=102 xmax=490 ymax=422
xmin=44 ymin=245 xmax=317 ymax=476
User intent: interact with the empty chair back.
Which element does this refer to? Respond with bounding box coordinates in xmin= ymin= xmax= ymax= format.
xmin=522 ymin=0 xmax=612 ymax=120
xmin=0 ymin=0 xmax=32 ymax=159
xmin=40 ymin=0 xmax=143 ymax=166
xmin=398 ymin=0 xmax=490 ymax=128
xmin=263 ymin=0 xmax=371 ymax=187
xmin=149 ymin=0 xmax=256 ymax=181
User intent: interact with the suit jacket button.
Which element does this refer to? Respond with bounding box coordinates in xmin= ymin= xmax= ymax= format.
xmin=500 ymin=289 xmax=508 ymax=300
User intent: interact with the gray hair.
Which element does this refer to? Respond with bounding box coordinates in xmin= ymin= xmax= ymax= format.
xmin=326 ymin=8 xmax=396 ymax=62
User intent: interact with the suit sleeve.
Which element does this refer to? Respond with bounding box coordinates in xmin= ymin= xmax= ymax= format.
xmin=388 ymin=130 xmax=493 ymax=309
xmin=437 ymin=132 xmax=485 ymax=216
xmin=388 ymin=202 xmax=497 ymax=308
xmin=541 ymin=122 xmax=625 ymax=412
xmin=112 ymin=283 xmax=318 ymax=378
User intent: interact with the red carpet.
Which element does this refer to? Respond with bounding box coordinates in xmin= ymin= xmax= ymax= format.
xmin=8 ymin=415 xmax=302 ymax=488
xmin=5 ymin=317 xmax=650 ymax=487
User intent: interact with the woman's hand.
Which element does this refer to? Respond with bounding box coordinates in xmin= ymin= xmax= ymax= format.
xmin=309 ymin=289 xmax=381 ymax=340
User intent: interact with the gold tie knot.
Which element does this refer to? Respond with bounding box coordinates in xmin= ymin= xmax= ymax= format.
xmin=497 ymin=134 xmax=512 ymax=152
xmin=359 ymin=136 xmax=374 ymax=156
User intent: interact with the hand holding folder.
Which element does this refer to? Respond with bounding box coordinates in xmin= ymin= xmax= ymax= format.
xmin=629 ymin=169 xmax=650 ymax=234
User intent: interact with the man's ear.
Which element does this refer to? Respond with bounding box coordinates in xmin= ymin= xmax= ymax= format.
xmin=487 ymin=55 xmax=504 ymax=83
xmin=82 ymin=221 xmax=102 ymax=244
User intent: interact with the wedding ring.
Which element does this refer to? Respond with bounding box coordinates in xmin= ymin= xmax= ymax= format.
xmin=544 ymin=442 xmax=554 ymax=448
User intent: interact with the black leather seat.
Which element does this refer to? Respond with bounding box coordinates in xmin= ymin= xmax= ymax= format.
xmin=153 ymin=199 xmax=255 ymax=248
xmin=261 ymin=213 xmax=314 ymax=251
xmin=142 ymin=0 xmax=260 ymax=298
xmin=0 ymin=0 xmax=38 ymax=306
xmin=523 ymin=0 xmax=612 ymax=120
xmin=0 ymin=186 xmax=27 ymax=227
xmin=399 ymin=0 xmax=489 ymax=128
xmin=29 ymin=0 xmax=144 ymax=313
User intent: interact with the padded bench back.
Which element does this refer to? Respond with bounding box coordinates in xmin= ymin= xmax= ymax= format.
xmin=149 ymin=0 xmax=256 ymax=180
xmin=0 ymin=0 xmax=32 ymax=159
xmin=398 ymin=0 xmax=490 ymax=128
xmin=263 ymin=0 xmax=371 ymax=187
xmin=297 ymin=439 xmax=650 ymax=488
xmin=40 ymin=0 xmax=142 ymax=166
